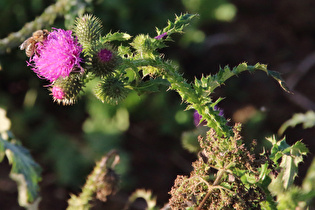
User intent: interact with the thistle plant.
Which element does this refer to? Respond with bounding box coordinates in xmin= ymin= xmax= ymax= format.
xmin=2 ymin=11 xmax=313 ymax=210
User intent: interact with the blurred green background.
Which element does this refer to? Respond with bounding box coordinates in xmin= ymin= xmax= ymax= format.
xmin=1 ymin=0 xmax=315 ymax=209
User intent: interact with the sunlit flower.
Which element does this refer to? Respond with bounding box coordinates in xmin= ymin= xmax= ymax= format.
xmin=29 ymin=28 xmax=83 ymax=82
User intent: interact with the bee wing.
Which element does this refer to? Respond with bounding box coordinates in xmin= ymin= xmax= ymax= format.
xmin=19 ymin=39 xmax=29 ymax=50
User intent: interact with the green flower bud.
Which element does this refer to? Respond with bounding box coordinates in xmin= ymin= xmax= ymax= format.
xmin=50 ymin=73 xmax=84 ymax=105
xmin=74 ymin=14 xmax=103 ymax=52
xmin=90 ymin=46 xmax=120 ymax=77
xmin=95 ymin=77 xmax=129 ymax=105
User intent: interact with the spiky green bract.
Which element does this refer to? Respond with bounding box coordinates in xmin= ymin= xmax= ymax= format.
xmin=50 ymin=73 xmax=84 ymax=105
xmin=74 ymin=14 xmax=103 ymax=55
xmin=90 ymin=45 xmax=121 ymax=78
xmin=95 ymin=76 xmax=130 ymax=105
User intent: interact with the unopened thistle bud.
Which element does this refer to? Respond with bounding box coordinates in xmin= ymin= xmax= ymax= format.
xmin=91 ymin=46 xmax=120 ymax=77
xmin=95 ymin=77 xmax=129 ymax=105
xmin=74 ymin=14 xmax=103 ymax=52
xmin=50 ymin=73 xmax=84 ymax=105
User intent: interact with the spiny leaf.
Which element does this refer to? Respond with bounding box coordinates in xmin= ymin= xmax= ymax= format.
xmin=267 ymin=136 xmax=308 ymax=189
xmin=156 ymin=13 xmax=198 ymax=40
xmin=266 ymin=70 xmax=291 ymax=93
xmin=278 ymin=111 xmax=315 ymax=135
xmin=267 ymin=136 xmax=290 ymax=163
xmin=194 ymin=62 xmax=291 ymax=96
xmin=0 ymin=133 xmax=41 ymax=207
xmin=280 ymin=155 xmax=296 ymax=189
xmin=100 ymin=32 xmax=132 ymax=43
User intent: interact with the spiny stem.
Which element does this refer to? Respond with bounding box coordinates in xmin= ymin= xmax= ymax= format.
xmin=126 ymin=58 xmax=233 ymax=137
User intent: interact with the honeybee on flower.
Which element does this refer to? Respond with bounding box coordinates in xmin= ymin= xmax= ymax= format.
xmin=19 ymin=29 xmax=49 ymax=57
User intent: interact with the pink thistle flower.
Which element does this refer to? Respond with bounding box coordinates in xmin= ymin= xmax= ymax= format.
xmin=51 ymin=86 xmax=65 ymax=100
xmin=98 ymin=49 xmax=113 ymax=62
xmin=29 ymin=28 xmax=83 ymax=82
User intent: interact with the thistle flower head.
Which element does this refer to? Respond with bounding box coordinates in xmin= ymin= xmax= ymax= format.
xmin=98 ymin=49 xmax=112 ymax=62
xmin=29 ymin=28 xmax=83 ymax=82
xmin=51 ymin=86 xmax=66 ymax=100
xmin=91 ymin=46 xmax=120 ymax=77
xmin=50 ymin=73 xmax=84 ymax=105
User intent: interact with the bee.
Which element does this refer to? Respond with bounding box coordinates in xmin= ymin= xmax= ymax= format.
xmin=20 ymin=29 xmax=49 ymax=57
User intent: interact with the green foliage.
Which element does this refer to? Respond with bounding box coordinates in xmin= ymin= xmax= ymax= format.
xmin=156 ymin=13 xmax=199 ymax=38
xmin=169 ymin=124 xmax=268 ymax=209
xmin=0 ymin=132 xmax=41 ymax=208
xmin=194 ymin=63 xmax=291 ymax=95
xmin=267 ymin=136 xmax=308 ymax=189
xmin=266 ymin=136 xmax=312 ymax=209
xmin=171 ymin=128 xmax=312 ymax=209
xmin=278 ymin=110 xmax=315 ymax=135
xmin=1 ymin=0 xmax=314 ymax=209
xmin=302 ymin=158 xmax=315 ymax=206
xmin=130 ymin=78 xmax=170 ymax=95
xmin=162 ymin=62 xmax=289 ymax=137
